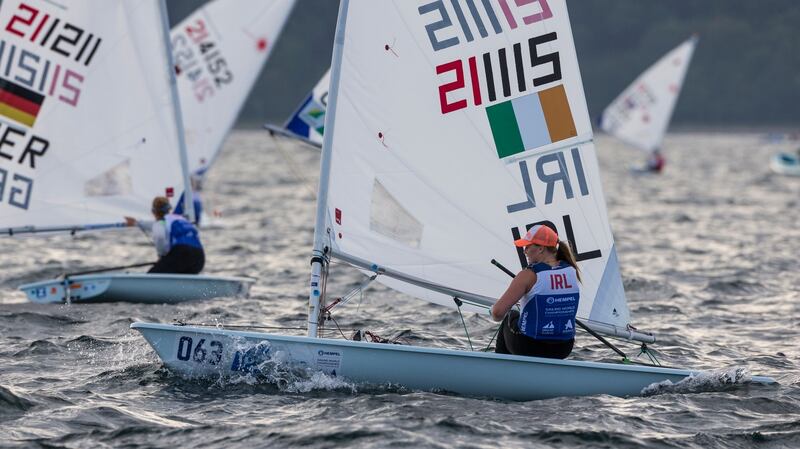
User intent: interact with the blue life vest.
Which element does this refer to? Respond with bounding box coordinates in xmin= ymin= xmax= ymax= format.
xmin=164 ymin=214 xmax=202 ymax=250
xmin=518 ymin=261 xmax=580 ymax=341
xmin=174 ymin=192 xmax=203 ymax=224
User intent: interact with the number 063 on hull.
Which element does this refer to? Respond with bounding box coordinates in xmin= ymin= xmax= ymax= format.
xmin=132 ymin=323 xmax=776 ymax=400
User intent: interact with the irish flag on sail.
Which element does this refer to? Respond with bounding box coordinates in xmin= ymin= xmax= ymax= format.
xmin=487 ymin=84 xmax=577 ymax=158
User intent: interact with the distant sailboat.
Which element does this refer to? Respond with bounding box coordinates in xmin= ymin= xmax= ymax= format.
xmin=133 ymin=1 xmax=773 ymax=400
xmin=769 ymin=151 xmax=800 ymax=176
xmin=0 ymin=0 xmax=252 ymax=303
xmin=600 ymin=35 xmax=698 ymax=173
xmin=264 ymin=68 xmax=330 ymax=148
xmin=172 ymin=0 xmax=296 ymax=223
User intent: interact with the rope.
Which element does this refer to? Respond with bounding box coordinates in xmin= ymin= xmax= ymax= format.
xmin=327 ymin=314 xmax=350 ymax=340
xmin=319 ymin=248 xmax=330 ymax=334
xmin=271 ymin=135 xmax=318 ymax=198
xmin=484 ymin=325 xmax=501 ymax=352
xmin=639 ymin=343 xmax=662 ymax=366
xmin=453 ymin=297 xmax=474 ymax=351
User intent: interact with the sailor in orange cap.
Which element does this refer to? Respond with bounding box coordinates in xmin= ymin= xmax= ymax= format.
xmin=491 ymin=225 xmax=582 ymax=359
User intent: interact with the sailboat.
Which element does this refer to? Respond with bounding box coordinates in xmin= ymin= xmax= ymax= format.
xmin=1 ymin=0 xmax=253 ymax=304
xmin=264 ymin=68 xmax=330 ymax=149
xmin=599 ymin=35 xmax=698 ymax=173
xmin=173 ymin=0 xmax=296 ymax=222
xmin=133 ymin=1 xmax=773 ymax=400
xmin=769 ymin=152 xmax=800 ymax=176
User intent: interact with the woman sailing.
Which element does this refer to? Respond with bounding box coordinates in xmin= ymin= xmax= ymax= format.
xmin=125 ymin=196 xmax=205 ymax=274
xmin=491 ymin=225 xmax=581 ymax=359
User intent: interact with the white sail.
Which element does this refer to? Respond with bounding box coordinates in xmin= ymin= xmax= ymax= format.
xmin=173 ymin=0 xmax=296 ymax=174
xmin=0 ymin=0 xmax=189 ymax=233
xmin=600 ymin=35 xmax=698 ymax=153
xmin=320 ymin=0 xmax=632 ymax=336
xmin=280 ymin=68 xmax=330 ymax=146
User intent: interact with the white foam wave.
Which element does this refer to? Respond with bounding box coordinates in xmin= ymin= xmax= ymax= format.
xmin=219 ymin=339 xmax=356 ymax=394
xmin=641 ymin=366 xmax=753 ymax=396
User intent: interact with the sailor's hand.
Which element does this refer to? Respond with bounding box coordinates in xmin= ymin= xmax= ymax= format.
xmin=124 ymin=216 xmax=137 ymax=226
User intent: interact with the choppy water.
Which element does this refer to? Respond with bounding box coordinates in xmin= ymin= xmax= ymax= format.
xmin=1 ymin=130 xmax=799 ymax=448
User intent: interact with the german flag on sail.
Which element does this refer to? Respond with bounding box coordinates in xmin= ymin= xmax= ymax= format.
xmin=486 ymin=85 xmax=577 ymax=159
xmin=0 ymin=78 xmax=44 ymax=127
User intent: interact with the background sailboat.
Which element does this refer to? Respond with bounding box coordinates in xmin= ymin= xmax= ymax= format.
xmin=174 ymin=0 xmax=295 ymax=177
xmin=133 ymin=1 xmax=773 ymax=399
xmin=0 ymin=0 xmax=252 ymax=303
xmin=599 ymin=35 xmax=698 ymax=171
xmin=264 ymin=68 xmax=330 ymax=148
xmin=171 ymin=0 xmax=295 ymax=223
xmin=769 ymin=151 xmax=800 ymax=176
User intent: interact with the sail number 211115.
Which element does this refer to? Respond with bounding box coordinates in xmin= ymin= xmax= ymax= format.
xmin=418 ymin=0 xmax=562 ymax=114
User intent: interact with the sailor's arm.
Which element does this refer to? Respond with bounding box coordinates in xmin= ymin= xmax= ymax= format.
xmin=125 ymin=217 xmax=167 ymax=256
xmin=491 ymin=270 xmax=536 ymax=321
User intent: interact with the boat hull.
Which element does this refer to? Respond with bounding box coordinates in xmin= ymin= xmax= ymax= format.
xmin=20 ymin=274 xmax=253 ymax=304
xmin=770 ymin=152 xmax=800 ymax=176
xmin=131 ymin=322 xmax=775 ymax=401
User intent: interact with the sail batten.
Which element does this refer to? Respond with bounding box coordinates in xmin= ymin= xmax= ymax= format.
xmin=317 ymin=0 xmax=639 ymax=337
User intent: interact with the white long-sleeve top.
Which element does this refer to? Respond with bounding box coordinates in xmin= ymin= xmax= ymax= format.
xmin=151 ymin=220 xmax=169 ymax=256
xmin=136 ymin=219 xmax=170 ymax=257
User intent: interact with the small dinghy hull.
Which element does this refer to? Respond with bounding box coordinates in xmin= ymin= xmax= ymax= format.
xmin=20 ymin=274 xmax=253 ymax=304
xmin=769 ymin=152 xmax=800 ymax=176
xmin=131 ymin=323 xmax=775 ymax=401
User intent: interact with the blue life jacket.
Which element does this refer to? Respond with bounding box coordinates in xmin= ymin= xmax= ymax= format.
xmin=165 ymin=214 xmax=202 ymax=250
xmin=518 ymin=261 xmax=580 ymax=341
xmin=174 ymin=192 xmax=203 ymax=225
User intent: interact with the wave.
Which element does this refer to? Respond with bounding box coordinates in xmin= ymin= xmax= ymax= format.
xmin=704 ymin=279 xmax=765 ymax=296
xmin=65 ymin=335 xmax=117 ymax=349
xmin=222 ymin=343 xmax=358 ymax=394
xmin=641 ymin=366 xmax=753 ymax=396
xmin=0 ymin=311 xmax=88 ymax=326
xmin=0 ymin=385 xmax=35 ymax=415
xmin=14 ymin=339 xmax=62 ymax=356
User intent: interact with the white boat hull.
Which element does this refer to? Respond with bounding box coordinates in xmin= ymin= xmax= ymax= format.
xmin=131 ymin=322 xmax=775 ymax=401
xmin=20 ymin=273 xmax=254 ymax=304
xmin=770 ymin=152 xmax=800 ymax=176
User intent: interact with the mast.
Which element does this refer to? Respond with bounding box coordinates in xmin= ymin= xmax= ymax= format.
xmin=307 ymin=0 xmax=349 ymax=338
xmin=158 ymin=0 xmax=195 ymax=223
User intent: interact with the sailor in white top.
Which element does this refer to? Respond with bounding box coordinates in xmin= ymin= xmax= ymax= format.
xmin=125 ymin=196 xmax=205 ymax=274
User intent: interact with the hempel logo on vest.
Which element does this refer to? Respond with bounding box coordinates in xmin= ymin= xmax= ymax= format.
xmin=546 ymin=296 xmax=575 ymax=305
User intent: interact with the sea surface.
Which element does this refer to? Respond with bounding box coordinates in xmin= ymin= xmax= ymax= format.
xmin=1 ymin=130 xmax=799 ymax=449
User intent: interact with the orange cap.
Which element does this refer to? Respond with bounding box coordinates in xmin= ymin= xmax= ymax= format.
xmin=514 ymin=224 xmax=558 ymax=248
